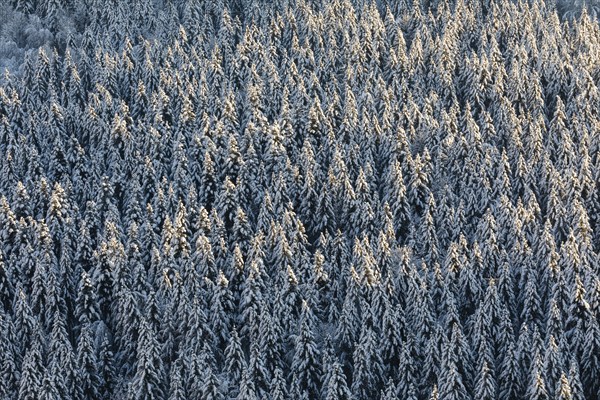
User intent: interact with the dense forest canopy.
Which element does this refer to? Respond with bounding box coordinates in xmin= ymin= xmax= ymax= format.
xmin=0 ymin=0 xmax=599 ymax=73
xmin=0 ymin=0 xmax=600 ymax=399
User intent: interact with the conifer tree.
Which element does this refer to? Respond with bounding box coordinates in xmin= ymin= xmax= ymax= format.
xmin=48 ymin=311 xmax=77 ymax=399
xmin=351 ymin=313 xmax=384 ymax=399
xmin=76 ymin=323 xmax=100 ymax=400
xmin=437 ymin=324 xmax=471 ymax=400
xmin=18 ymin=333 xmax=45 ymax=400
xmin=474 ymin=361 xmax=496 ymax=400
xmin=526 ymin=358 xmax=550 ymax=400
xmin=167 ymin=359 xmax=185 ymax=400
xmin=225 ymin=327 xmax=245 ymax=393
xmin=324 ymin=361 xmax=351 ymax=400
xmin=291 ymin=300 xmax=321 ymax=398
xmin=128 ymin=316 xmax=165 ymax=400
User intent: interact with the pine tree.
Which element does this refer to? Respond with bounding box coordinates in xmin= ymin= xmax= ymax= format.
xmin=397 ymin=336 xmax=419 ymax=399
xmin=351 ymin=313 xmax=384 ymax=399
xmin=258 ymin=304 xmax=283 ymax=376
xmin=76 ymin=271 xmax=100 ymax=325
xmin=498 ymin=338 xmax=519 ymax=400
xmin=201 ymin=361 xmax=223 ymax=400
xmin=47 ymin=311 xmax=77 ymax=399
xmin=580 ymin=314 xmax=600 ymax=399
xmin=437 ymin=326 xmax=471 ymax=400
xmin=76 ymin=323 xmax=100 ymax=400
xmin=128 ymin=317 xmax=165 ymax=400
xmin=567 ymin=358 xmax=586 ymax=400
xmin=167 ymin=360 xmax=186 ymax=400
xmin=98 ymin=334 xmax=116 ymax=400
xmin=209 ymin=271 xmax=234 ymax=350
xmin=237 ymin=368 xmax=258 ymax=400
xmin=474 ymin=361 xmax=496 ymax=400
xmin=543 ymin=334 xmax=565 ymax=396
xmin=239 ymin=260 xmax=264 ymax=340
xmin=269 ymin=367 xmax=287 ymax=400
xmin=114 ymin=288 xmax=140 ymax=376
xmin=324 ymin=361 xmax=351 ymax=400
xmin=18 ymin=333 xmax=45 ymax=400
xmin=225 ymin=327 xmax=245 ymax=394
xmin=556 ymin=372 xmax=573 ymax=400
xmin=290 ymin=300 xmax=321 ymax=398
xmin=380 ymin=300 xmax=403 ymax=371
xmin=0 ymin=310 xmax=19 ymax=398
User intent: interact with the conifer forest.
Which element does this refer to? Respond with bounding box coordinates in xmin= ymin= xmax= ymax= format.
xmin=2 ymin=0 xmax=600 ymax=399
